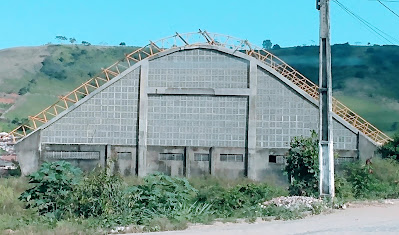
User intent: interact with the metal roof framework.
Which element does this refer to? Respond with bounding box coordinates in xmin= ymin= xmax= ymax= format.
xmin=5 ymin=30 xmax=393 ymax=145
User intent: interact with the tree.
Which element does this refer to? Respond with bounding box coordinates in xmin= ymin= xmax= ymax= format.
xmin=262 ymin=39 xmax=272 ymax=50
xmin=55 ymin=35 xmax=68 ymax=43
xmin=377 ymin=133 xmax=399 ymax=161
xmin=82 ymin=41 xmax=91 ymax=46
xmin=119 ymin=42 xmax=126 ymax=46
xmin=272 ymin=44 xmax=281 ymax=50
xmin=69 ymin=37 xmax=76 ymax=44
xmin=285 ymin=131 xmax=319 ymax=196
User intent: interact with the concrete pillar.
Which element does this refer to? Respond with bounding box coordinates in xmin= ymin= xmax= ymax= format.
xmin=15 ymin=130 xmax=41 ymax=176
xmin=137 ymin=61 xmax=149 ymax=177
xmin=318 ymin=0 xmax=334 ymax=197
xmin=210 ymin=147 xmax=216 ymax=176
xmin=247 ymin=59 xmax=258 ymax=180
xmin=184 ymin=147 xmax=191 ymax=178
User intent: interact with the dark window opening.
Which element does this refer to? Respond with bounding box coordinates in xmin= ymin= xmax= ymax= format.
xmin=269 ymin=155 xmax=285 ymax=164
xmin=159 ymin=153 xmax=184 ymax=161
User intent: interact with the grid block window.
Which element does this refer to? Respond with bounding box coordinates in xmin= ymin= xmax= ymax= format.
xmin=220 ymin=154 xmax=244 ymax=162
xmin=147 ymin=96 xmax=247 ymax=147
xmin=194 ymin=153 xmax=210 ymax=161
xmin=41 ymin=68 xmax=140 ymax=145
xmin=159 ymin=153 xmax=184 ymax=161
xmin=148 ymin=49 xmax=249 ymax=89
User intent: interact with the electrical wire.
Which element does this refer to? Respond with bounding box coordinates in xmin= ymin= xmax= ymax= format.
xmin=332 ymin=0 xmax=399 ymax=44
xmin=377 ymin=0 xmax=399 ymax=18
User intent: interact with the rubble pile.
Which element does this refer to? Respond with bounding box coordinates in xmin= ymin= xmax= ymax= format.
xmin=261 ymin=196 xmax=325 ymax=211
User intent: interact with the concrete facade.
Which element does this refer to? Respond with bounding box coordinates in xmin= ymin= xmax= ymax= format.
xmin=15 ymin=44 xmax=379 ymax=182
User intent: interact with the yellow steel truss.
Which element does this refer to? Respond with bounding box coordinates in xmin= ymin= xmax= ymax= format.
xmin=5 ymin=31 xmax=393 ymax=145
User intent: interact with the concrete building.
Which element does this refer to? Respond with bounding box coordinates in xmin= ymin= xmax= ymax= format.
xmin=14 ymin=33 xmax=383 ymax=182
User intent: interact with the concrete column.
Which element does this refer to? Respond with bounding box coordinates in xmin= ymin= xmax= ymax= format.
xmin=106 ymin=144 xmax=112 ymax=174
xmin=210 ymin=147 xmax=216 ymax=176
xmin=184 ymin=147 xmax=191 ymax=178
xmin=318 ymin=0 xmax=334 ymax=197
xmin=247 ymin=59 xmax=258 ymax=180
xmin=137 ymin=61 xmax=149 ymax=177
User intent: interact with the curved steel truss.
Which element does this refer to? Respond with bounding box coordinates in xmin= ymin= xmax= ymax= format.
xmin=5 ymin=30 xmax=393 ymax=145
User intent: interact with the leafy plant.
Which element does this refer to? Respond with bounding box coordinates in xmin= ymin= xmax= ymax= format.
xmin=126 ymin=173 xmax=198 ymax=224
xmin=19 ymin=161 xmax=82 ymax=218
xmin=285 ymin=131 xmax=319 ymax=197
xmin=342 ymin=158 xmax=399 ymax=199
xmin=377 ymin=132 xmax=399 ymax=161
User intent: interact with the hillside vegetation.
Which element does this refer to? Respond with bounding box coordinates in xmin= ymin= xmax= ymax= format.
xmin=0 ymin=43 xmax=398 ymax=136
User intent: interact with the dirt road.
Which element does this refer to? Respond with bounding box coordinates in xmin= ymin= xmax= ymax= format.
xmin=130 ymin=200 xmax=399 ymax=235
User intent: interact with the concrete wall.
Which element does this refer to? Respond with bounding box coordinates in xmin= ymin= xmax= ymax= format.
xmin=15 ymin=131 xmax=41 ymax=175
xmin=148 ymin=49 xmax=249 ymax=89
xmin=110 ymin=146 xmax=137 ymax=176
xmin=15 ymin=45 xmax=379 ymax=180
xmin=146 ymin=146 xmax=185 ymax=177
xmin=41 ymin=143 xmax=106 ymax=171
xmin=40 ymin=67 xmax=140 ymax=145
xmin=256 ymin=68 xmax=357 ymax=150
xmin=147 ymin=95 xmax=247 ymax=147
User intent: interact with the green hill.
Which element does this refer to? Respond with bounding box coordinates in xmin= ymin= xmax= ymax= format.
xmin=0 ymin=43 xmax=398 ymax=137
xmin=270 ymin=44 xmax=399 ymax=136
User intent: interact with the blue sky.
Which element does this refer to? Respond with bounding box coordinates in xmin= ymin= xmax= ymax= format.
xmin=1 ymin=0 xmax=399 ymax=49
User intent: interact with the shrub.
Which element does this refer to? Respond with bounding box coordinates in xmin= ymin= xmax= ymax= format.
xmin=126 ymin=173 xmax=199 ymax=224
xmin=377 ymin=133 xmax=399 ymax=161
xmin=69 ymin=168 xmax=126 ymax=217
xmin=19 ymin=161 xmax=82 ymax=218
xmin=40 ymin=58 xmax=67 ymax=80
xmin=285 ymin=131 xmax=319 ymax=197
xmin=343 ymin=158 xmax=399 ymax=199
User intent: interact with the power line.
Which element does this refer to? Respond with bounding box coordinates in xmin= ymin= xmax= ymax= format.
xmin=377 ymin=0 xmax=399 ymax=18
xmin=333 ymin=0 xmax=399 ymax=44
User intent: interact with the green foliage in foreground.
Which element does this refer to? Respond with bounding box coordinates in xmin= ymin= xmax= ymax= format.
xmin=377 ymin=133 xmax=399 ymax=161
xmin=19 ymin=161 xmax=82 ymax=218
xmin=3 ymin=156 xmax=399 ymax=234
xmin=3 ymin=161 xmax=292 ymax=233
xmin=339 ymin=158 xmax=399 ymax=199
xmin=285 ymin=131 xmax=319 ymax=197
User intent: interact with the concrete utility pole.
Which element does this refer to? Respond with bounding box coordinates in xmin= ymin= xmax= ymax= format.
xmin=317 ymin=0 xmax=334 ymax=197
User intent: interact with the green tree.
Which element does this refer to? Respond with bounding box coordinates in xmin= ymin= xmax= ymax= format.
xmin=82 ymin=41 xmax=91 ymax=46
xmin=55 ymin=35 xmax=68 ymax=43
xmin=69 ymin=37 xmax=76 ymax=44
xmin=285 ymin=131 xmax=319 ymax=196
xmin=262 ymin=39 xmax=272 ymax=50
xmin=119 ymin=42 xmax=126 ymax=46
xmin=377 ymin=133 xmax=399 ymax=161
xmin=272 ymin=44 xmax=281 ymax=50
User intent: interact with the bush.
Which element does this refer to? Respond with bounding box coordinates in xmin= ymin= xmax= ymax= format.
xmin=377 ymin=133 xmax=399 ymax=161
xmin=69 ymin=168 xmax=126 ymax=216
xmin=126 ymin=173 xmax=199 ymax=224
xmin=285 ymin=131 xmax=319 ymax=197
xmin=19 ymin=161 xmax=82 ymax=218
xmin=342 ymin=158 xmax=399 ymax=199
xmin=40 ymin=58 xmax=67 ymax=80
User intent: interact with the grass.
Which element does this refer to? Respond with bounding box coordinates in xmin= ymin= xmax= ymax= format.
xmin=334 ymin=94 xmax=399 ymax=136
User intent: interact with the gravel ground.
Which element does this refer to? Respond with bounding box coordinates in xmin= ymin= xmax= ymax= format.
xmin=125 ymin=200 xmax=399 ymax=235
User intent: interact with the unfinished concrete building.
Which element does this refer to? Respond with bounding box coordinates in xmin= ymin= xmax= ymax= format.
xmin=11 ymin=32 xmax=391 ymax=182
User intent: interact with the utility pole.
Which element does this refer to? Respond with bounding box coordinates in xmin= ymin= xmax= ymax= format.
xmin=317 ymin=0 xmax=334 ymax=197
